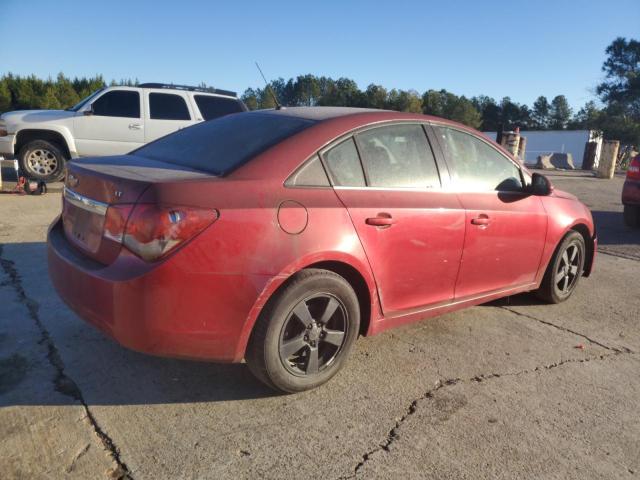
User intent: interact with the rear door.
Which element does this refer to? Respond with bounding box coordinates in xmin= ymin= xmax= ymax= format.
xmin=323 ymin=123 xmax=465 ymax=315
xmin=74 ymin=89 xmax=144 ymax=156
xmin=432 ymin=125 xmax=547 ymax=299
xmin=144 ymin=90 xmax=195 ymax=143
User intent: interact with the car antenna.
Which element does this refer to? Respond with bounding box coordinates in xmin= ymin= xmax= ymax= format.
xmin=255 ymin=62 xmax=284 ymax=110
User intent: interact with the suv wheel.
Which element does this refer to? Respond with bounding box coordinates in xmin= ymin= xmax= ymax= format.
xmin=246 ymin=269 xmax=360 ymax=393
xmin=18 ymin=140 xmax=67 ymax=182
xmin=623 ymin=205 xmax=640 ymax=228
xmin=536 ymin=231 xmax=586 ymax=304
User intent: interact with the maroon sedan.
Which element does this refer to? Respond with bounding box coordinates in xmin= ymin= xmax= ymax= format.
xmin=623 ymin=155 xmax=640 ymax=227
xmin=48 ymin=107 xmax=596 ymax=392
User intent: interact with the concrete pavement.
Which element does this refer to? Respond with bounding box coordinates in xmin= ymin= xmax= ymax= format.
xmin=0 ymin=170 xmax=638 ymax=479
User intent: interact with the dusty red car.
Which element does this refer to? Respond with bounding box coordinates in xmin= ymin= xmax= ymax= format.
xmin=48 ymin=107 xmax=596 ymax=392
xmin=622 ymin=155 xmax=640 ymax=227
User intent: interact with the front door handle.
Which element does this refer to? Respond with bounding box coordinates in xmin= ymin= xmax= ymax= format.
xmin=366 ymin=214 xmax=396 ymax=227
xmin=471 ymin=214 xmax=490 ymax=226
xmin=128 ymin=123 xmax=143 ymax=130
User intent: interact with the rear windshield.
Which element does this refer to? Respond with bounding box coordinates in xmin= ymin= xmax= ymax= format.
xmin=133 ymin=112 xmax=316 ymax=175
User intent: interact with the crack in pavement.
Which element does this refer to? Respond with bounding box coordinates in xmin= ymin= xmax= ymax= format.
xmin=499 ymin=306 xmax=635 ymax=354
xmin=338 ymin=349 xmax=635 ymax=479
xmin=0 ymin=245 xmax=134 ymax=480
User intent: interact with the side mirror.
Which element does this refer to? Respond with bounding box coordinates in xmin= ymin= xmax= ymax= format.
xmin=83 ymin=106 xmax=94 ymax=116
xmin=530 ymin=172 xmax=553 ymax=196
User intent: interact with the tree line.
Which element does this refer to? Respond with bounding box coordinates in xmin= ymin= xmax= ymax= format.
xmin=1 ymin=37 xmax=637 ymax=145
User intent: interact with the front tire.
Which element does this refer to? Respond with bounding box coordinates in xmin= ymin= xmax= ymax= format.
xmin=246 ymin=269 xmax=360 ymax=393
xmin=18 ymin=140 xmax=67 ymax=182
xmin=536 ymin=231 xmax=586 ymax=304
xmin=623 ymin=205 xmax=640 ymax=228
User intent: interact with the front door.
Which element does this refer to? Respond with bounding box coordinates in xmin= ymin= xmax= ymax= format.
xmin=74 ymin=89 xmax=144 ymax=156
xmin=323 ymin=124 xmax=465 ymax=315
xmin=432 ymin=125 xmax=547 ymax=299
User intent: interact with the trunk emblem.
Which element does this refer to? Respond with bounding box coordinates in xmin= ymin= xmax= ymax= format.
xmin=67 ymin=173 xmax=79 ymax=188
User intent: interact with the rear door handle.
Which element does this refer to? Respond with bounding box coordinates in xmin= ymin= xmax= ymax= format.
xmin=366 ymin=214 xmax=396 ymax=227
xmin=128 ymin=123 xmax=143 ymax=130
xmin=471 ymin=214 xmax=490 ymax=226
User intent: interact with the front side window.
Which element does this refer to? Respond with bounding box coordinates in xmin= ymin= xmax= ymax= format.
xmin=149 ymin=93 xmax=190 ymax=120
xmin=356 ymin=124 xmax=440 ymax=188
xmin=92 ymin=91 xmax=140 ymax=118
xmin=435 ymin=126 xmax=522 ymax=191
xmin=194 ymin=95 xmax=244 ymax=120
xmin=323 ymin=138 xmax=366 ymax=187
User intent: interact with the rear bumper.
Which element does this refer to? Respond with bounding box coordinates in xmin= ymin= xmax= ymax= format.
xmin=47 ymin=217 xmax=274 ymax=362
xmin=622 ymin=179 xmax=640 ymax=205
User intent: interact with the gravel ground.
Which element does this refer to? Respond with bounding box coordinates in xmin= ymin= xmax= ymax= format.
xmin=0 ymin=169 xmax=638 ymax=479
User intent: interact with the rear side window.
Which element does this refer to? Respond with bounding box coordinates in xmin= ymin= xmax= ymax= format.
xmin=194 ymin=95 xmax=244 ymax=120
xmin=323 ymin=138 xmax=366 ymax=187
xmin=356 ymin=124 xmax=440 ymax=188
xmin=133 ymin=112 xmax=315 ymax=176
xmin=435 ymin=126 xmax=522 ymax=191
xmin=285 ymin=155 xmax=330 ymax=187
xmin=92 ymin=91 xmax=140 ymax=118
xmin=149 ymin=93 xmax=190 ymax=120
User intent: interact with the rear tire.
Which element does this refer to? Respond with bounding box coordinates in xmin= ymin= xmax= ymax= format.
xmin=535 ymin=231 xmax=586 ymax=304
xmin=18 ymin=139 xmax=67 ymax=182
xmin=245 ymin=269 xmax=360 ymax=393
xmin=623 ymin=205 xmax=640 ymax=228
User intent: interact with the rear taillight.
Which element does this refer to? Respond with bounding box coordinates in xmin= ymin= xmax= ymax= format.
xmin=104 ymin=204 xmax=218 ymax=262
xmin=627 ymin=156 xmax=640 ymax=181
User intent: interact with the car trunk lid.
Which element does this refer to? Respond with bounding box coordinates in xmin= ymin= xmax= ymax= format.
xmin=62 ymin=154 xmax=214 ymax=264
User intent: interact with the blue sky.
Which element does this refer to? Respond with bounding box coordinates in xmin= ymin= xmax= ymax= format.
xmin=1 ymin=0 xmax=638 ymax=109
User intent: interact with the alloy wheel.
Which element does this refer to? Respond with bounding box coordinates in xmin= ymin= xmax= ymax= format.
xmin=278 ymin=294 xmax=348 ymax=376
xmin=555 ymin=243 xmax=582 ymax=295
xmin=26 ymin=149 xmax=58 ymax=176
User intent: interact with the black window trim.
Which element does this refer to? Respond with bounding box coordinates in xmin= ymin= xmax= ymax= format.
xmin=316 ymin=120 xmax=447 ymax=191
xmin=430 ymin=121 xmax=527 ymax=194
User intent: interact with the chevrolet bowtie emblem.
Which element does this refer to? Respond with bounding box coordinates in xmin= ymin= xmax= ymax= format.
xmin=67 ymin=173 xmax=79 ymax=188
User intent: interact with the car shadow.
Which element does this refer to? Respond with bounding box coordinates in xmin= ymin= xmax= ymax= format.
xmin=591 ymin=210 xmax=640 ymax=246
xmin=0 ymin=241 xmax=282 ymax=406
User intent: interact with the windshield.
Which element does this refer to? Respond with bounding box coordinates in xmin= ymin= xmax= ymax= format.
xmin=66 ymin=88 xmax=105 ymax=112
xmin=133 ymin=112 xmax=316 ymax=176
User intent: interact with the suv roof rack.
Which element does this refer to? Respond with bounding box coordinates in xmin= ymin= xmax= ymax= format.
xmin=138 ymin=83 xmax=237 ymax=97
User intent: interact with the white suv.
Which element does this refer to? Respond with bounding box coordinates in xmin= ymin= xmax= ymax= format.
xmin=0 ymin=83 xmax=247 ymax=181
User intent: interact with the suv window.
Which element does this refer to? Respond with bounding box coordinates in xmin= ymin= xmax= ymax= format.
xmin=149 ymin=93 xmax=190 ymax=120
xmin=323 ymin=138 xmax=366 ymax=187
xmin=356 ymin=124 xmax=440 ymax=188
xmin=92 ymin=91 xmax=140 ymax=118
xmin=435 ymin=126 xmax=523 ymax=191
xmin=285 ymin=155 xmax=330 ymax=187
xmin=194 ymin=95 xmax=244 ymax=120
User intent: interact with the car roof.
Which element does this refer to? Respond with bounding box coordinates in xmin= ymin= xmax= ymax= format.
xmin=254 ymin=106 xmax=387 ymax=121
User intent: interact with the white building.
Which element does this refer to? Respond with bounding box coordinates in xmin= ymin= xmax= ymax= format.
xmin=483 ymin=130 xmax=603 ymax=168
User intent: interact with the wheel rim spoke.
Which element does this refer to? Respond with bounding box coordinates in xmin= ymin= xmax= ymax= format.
xmin=280 ymin=333 xmax=307 ymax=358
xmin=318 ymin=297 xmax=340 ymax=325
xmin=322 ymin=328 xmax=345 ymax=347
xmin=292 ymin=301 xmax=314 ymax=328
xmin=306 ymin=347 xmax=319 ymax=374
